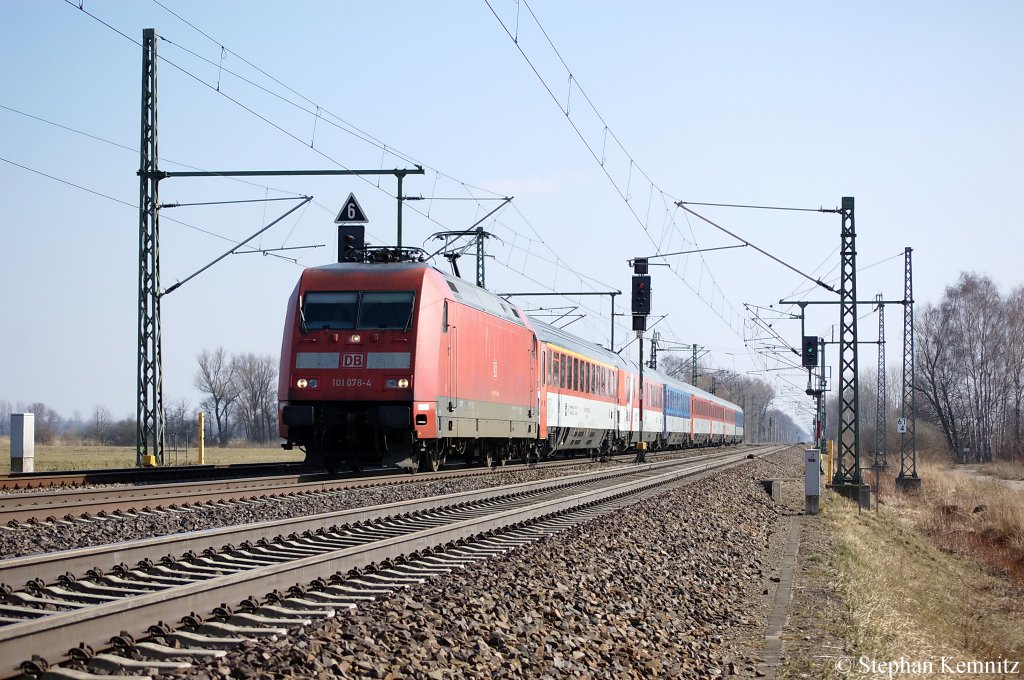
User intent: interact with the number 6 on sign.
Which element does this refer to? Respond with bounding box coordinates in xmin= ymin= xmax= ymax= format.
xmin=897 ymin=417 xmax=907 ymax=433
xmin=335 ymin=193 xmax=369 ymax=224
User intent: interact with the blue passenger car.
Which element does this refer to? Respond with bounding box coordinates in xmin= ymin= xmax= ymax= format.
xmin=663 ymin=384 xmax=693 ymax=447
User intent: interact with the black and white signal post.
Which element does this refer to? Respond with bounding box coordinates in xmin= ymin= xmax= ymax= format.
xmin=631 ymin=258 xmax=651 ymax=462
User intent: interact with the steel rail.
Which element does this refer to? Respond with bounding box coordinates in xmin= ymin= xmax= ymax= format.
xmin=0 ymin=451 xmax=747 ymax=591
xmin=0 ymin=462 xmax=310 ymax=491
xmin=0 ymin=447 xmax=781 ymax=674
xmin=0 ymin=456 xmax=615 ymax=525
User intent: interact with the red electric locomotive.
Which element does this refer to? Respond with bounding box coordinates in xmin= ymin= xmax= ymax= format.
xmin=279 ymin=259 xmax=541 ymax=471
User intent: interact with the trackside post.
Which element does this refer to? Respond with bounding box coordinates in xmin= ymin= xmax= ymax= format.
xmin=805 ymin=448 xmax=821 ymax=515
xmin=10 ymin=413 xmax=35 ymax=474
xmin=198 ymin=412 xmax=206 ymax=465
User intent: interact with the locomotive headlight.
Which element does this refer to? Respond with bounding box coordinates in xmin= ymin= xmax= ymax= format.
xmin=308 ymin=378 xmax=318 ymax=388
xmin=349 ymin=333 xmax=362 ymax=343
xmin=385 ymin=378 xmax=398 ymax=389
xmin=296 ymin=378 xmax=308 ymax=389
xmin=398 ymin=378 xmax=410 ymax=389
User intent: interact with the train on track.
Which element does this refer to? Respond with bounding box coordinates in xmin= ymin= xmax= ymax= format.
xmin=278 ymin=248 xmax=743 ymax=471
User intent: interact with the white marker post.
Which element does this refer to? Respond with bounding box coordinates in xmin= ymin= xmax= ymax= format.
xmin=11 ymin=413 xmax=35 ymax=474
xmin=805 ymin=448 xmax=821 ymax=515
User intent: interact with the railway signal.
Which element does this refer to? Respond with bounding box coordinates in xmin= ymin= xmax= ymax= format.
xmin=631 ymin=275 xmax=652 ymax=315
xmin=338 ymin=225 xmax=365 ymax=262
xmin=802 ymin=335 xmax=819 ymax=368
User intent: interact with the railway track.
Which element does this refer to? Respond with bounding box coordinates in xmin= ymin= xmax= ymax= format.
xmin=0 ymin=462 xmax=311 ymax=491
xmin=0 ymin=444 xmax=784 ymax=678
xmin=0 ymin=448 xmax=727 ymax=526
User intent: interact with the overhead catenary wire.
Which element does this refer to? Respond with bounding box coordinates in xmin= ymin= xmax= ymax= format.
xmin=159 ymin=196 xmax=303 ymax=209
xmin=677 ymin=201 xmax=841 ymax=214
xmin=0 ymin=155 xmax=303 ymax=264
xmin=484 ymin=0 xmax=851 ymax=418
xmin=677 ymin=203 xmax=838 ymax=295
xmin=57 ymin=2 xmax=769 ymax=388
xmin=63 ymin=1 xmax=629 ymax=345
xmin=19 ymin=3 xmax=795 ymax=424
xmin=0 ymin=102 xmax=314 ymax=200
xmin=69 ymin=3 xmax=654 ymax=349
xmin=484 ymin=0 xmax=752 ymax=343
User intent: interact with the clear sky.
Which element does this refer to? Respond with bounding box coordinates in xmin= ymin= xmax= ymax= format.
xmin=1 ymin=1 xmax=1021 ymax=429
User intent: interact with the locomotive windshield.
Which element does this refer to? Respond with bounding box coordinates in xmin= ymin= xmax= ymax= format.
xmin=302 ymin=291 xmax=414 ymax=331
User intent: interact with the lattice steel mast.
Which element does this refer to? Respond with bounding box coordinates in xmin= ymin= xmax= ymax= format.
xmin=833 ymin=197 xmax=862 ymax=488
xmin=137 ymin=28 xmax=164 ymax=466
xmin=816 ymin=337 xmax=827 ymax=455
xmin=897 ymin=247 xmax=921 ymax=490
xmin=875 ymin=293 xmax=888 ymax=469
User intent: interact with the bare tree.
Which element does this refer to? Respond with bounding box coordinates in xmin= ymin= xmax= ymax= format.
xmin=25 ymin=402 xmax=62 ymax=444
xmin=943 ymin=274 xmax=1006 ymax=461
xmin=1004 ymin=287 xmax=1024 ymax=461
xmin=233 ymin=353 xmax=278 ymax=443
xmin=917 ymin=303 xmax=967 ymax=458
xmin=0 ymin=400 xmax=11 ymax=436
xmin=914 ymin=273 xmax=1021 ymax=463
xmin=165 ymin=398 xmax=195 ymax=440
xmin=89 ymin=405 xmax=112 ymax=445
xmin=107 ymin=416 xmax=136 ymax=446
xmin=194 ymin=348 xmax=239 ymax=447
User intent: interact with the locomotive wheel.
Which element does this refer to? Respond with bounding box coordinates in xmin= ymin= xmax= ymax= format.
xmin=419 ymin=449 xmax=445 ymax=473
xmin=484 ymin=448 xmax=507 ymax=467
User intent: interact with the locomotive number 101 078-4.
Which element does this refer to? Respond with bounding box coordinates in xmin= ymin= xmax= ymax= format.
xmin=332 ymin=378 xmax=372 ymax=388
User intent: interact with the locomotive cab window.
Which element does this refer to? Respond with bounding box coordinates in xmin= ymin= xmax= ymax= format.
xmin=303 ymin=291 xmax=357 ymax=330
xmin=358 ymin=291 xmax=415 ymax=329
xmin=302 ymin=291 xmax=415 ymax=331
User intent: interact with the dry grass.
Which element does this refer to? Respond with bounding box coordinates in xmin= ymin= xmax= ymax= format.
xmin=826 ymin=487 xmax=1024 ymax=665
xmin=885 ymin=459 xmax=1024 ymax=583
xmin=991 ymin=458 xmax=1024 ymax=481
xmin=0 ymin=437 xmax=304 ymax=473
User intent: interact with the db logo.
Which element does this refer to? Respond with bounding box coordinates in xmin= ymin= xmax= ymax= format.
xmin=342 ymin=353 xmax=364 ymax=368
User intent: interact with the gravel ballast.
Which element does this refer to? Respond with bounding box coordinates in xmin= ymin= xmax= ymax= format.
xmin=169 ymin=448 xmax=802 ymax=679
xmin=0 ymin=462 xmax=623 ymax=559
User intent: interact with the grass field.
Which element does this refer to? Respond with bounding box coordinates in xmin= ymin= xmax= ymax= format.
xmin=0 ymin=436 xmax=305 ymax=473
xmin=824 ymin=457 xmax=1024 ymax=666
xmin=992 ymin=458 xmax=1024 ymax=481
